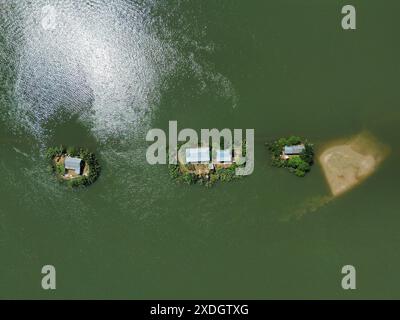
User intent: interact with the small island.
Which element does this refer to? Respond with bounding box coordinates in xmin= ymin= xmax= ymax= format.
xmin=169 ymin=142 xmax=247 ymax=187
xmin=266 ymin=136 xmax=314 ymax=177
xmin=46 ymin=146 xmax=101 ymax=187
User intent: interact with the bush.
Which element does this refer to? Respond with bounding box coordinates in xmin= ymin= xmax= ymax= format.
xmin=287 ymin=156 xmax=299 ymax=168
xmin=300 ymin=143 xmax=314 ymax=165
xmin=210 ymin=173 xmax=219 ymax=185
xmin=294 ymin=169 xmax=306 ymax=177
xmin=168 ymin=165 xmax=180 ymax=180
xmin=46 ymin=146 xmax=65 ymax=160
xmin=67 ymin=146 xmax=77 ymax=156
xmin=287 ymin=136 xmax=302 ymax=146
xmin=182 ymin=172 xmax=196 ymax=185
xmin=56 ymin=163 xmax=65 ymax=175
xmin=297 ymin=161 xmax=311 ymax=173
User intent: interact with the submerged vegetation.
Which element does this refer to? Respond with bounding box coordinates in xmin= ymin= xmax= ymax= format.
xmin=266 ymin=136 xmax=314 ymax=177
xmin=46 ymin=146 xmax=101 ymax=188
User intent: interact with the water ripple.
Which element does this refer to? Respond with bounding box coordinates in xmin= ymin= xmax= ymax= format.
xmin=1 ymin=0 xmax=177 ymax=141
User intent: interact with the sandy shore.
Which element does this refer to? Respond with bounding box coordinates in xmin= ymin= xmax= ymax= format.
xmin=319 ymin=132 xmax=389 ymax=197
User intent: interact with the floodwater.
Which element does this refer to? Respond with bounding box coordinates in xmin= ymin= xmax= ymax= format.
xmin=0 ymin=0 xmax=399 ymax=298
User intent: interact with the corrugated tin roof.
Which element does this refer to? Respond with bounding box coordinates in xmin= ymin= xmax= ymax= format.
xmin=65 ymin=157 xmax=82 ymax=174
xmin=216 ymin=149 xmax=232 ymax=162
xmin=284 ymin=145 xmax=305 ymax=155
xmin=186 ymin=148 xmax=210 ymax=163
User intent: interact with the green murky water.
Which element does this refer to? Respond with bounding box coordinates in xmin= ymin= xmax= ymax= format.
xmin=0 ymin=0 xmax=399 ymax=298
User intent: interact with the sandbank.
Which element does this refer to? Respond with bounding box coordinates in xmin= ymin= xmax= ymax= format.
xmin=319 ymin=132 xmax=389 ymax=197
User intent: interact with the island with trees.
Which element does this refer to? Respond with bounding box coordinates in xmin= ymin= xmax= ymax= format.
xmin=168 ymin=141 xmax=248 ymax=187
xmin=46 ymin=146 xmax=101 ymax=188
xmin=266 ymin=136 xmax=314 ymax=177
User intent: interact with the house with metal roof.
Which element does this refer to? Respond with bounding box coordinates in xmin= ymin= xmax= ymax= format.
xmin=216 ymin=149 xmax=232 ymax=163
xmin=186 ymin=148 xmax=210 ymax=163
xmin=280 ymin=144 xmax=306 ymax=160
xmin=284 ymin=145 xmax=305 ymax=155
xmin=64 ymin=157 xmax=83 ymax=175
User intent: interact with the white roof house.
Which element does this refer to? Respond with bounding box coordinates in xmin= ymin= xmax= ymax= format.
xmin=284 ymin=145 xmax=305 ymax=155
xmin=216 ymin=149 xmax=232 ymax=163
xmin=64 ymin=157 xmax=82 ymax=175
xmin=186 ymin=148 xmax=210 ymax=163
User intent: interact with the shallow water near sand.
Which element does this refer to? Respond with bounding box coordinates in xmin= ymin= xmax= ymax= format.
xmin=1 ymin=1 xmax=400 ymax=298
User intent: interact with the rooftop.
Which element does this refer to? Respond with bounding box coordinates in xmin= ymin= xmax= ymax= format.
xmin=216 ymin=149 xmax=232 ymax=163
xmin=186 ymin=148 xmax=210 ymax=163
xmin=284 ymin=145 xmax=305 ymax=155
xmin=64 ymin=156 xmax=82 ymax=175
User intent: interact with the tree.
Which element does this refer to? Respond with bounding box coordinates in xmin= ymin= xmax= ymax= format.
xmin=183 ymin=172 xmax=196 ymax=185
xmin=295 ymin=169 xmax=306 ymax=177
xmin=298 ymin=161 xmax=311 ymax=173
xmin=46 ymin=146 xmax=65 ymax=159
xmin=67 ymin=146 xmax=77 ymax=156
xmin=287 ymin=136 xmax=302 ymax=146
xmin=287 ymin=156 xmax=303 ymax=168
xmin=300 ymin=144 xmax=314 ymax=165
xmin=56 ymin=164 xmax=65 ymax=175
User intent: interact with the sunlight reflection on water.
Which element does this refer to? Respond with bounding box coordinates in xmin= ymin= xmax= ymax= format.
xmin=2 ymin=0 xmax=177 ymax=141
xmin=1 ymin=0 xmax=238 ymax=143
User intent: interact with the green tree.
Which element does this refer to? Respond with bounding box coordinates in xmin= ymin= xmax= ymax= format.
xmin=287 ymin=156 xmax=303 ymax=168
xmin=297 ymin=160 xmax=311 ymax=173
xmin=56 ymin=164 xmax=65 ymax=175
xmin=294 ymin=169 xmax=306 ymax=177
xmin=300 ymin=143 xmax=314 ymax=165
xmin=287 ymin=136 xmax=302 ymax=146
xmin=183 ymin=172 xmax=196 ymax=185
xmin=67 ymin=146 xmax=77 ymax=156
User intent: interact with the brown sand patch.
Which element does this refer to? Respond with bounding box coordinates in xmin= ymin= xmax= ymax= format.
xmin=319 ymin=132 xmax=389 ymax=197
